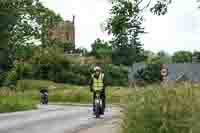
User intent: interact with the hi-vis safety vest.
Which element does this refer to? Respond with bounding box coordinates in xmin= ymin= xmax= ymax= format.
xmin=92 ymin=73 xmax=104 ymax=91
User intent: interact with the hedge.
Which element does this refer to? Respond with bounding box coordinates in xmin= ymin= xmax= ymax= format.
xmin=2 ymin=63 xmax=128 ymax=87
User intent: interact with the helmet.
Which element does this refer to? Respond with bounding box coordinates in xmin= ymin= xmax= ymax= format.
xmin=94 ymin=66 xmax=101 ymax=71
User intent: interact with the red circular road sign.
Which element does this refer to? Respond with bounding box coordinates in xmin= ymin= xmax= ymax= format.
xmin=161 ymin=68 xmax=168 ymax=76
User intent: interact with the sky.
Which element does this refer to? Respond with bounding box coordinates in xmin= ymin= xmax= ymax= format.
xmin=40 ymin=0 xmax=200 ymax=54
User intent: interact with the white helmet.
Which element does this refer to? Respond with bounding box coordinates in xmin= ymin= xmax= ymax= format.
xmin=94 ymin=66 xmax=101 ymax=71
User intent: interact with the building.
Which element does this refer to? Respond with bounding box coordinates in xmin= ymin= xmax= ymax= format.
xmin=48 ymin=16 xmax=75 ymax=45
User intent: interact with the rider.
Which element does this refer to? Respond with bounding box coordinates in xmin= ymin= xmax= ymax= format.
xmin=90 ymin=66 xmax=106 ymax=115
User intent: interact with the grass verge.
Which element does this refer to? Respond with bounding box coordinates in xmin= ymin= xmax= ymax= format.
xmin=0 ymin=80 xmax=132 ymax=113
xmin=0 ymin=95 xmax=37 ymax=113
xmin=122 ymin=83 xmax=200 ymax=133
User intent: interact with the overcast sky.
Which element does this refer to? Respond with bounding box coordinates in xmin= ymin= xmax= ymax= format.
xmin=40 ymin=0 xmax=200 ymax=54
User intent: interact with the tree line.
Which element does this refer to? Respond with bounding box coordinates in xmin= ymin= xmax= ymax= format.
xmin=1 ymin=0 xmax=200 ymax=87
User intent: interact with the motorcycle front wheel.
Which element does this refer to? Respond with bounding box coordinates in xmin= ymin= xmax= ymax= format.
xmin=95 ymin=103 xmax=101 ymax=118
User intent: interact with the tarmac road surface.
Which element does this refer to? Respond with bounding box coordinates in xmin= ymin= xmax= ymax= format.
xmin=0 ymin=105 xmax=120 ymax=133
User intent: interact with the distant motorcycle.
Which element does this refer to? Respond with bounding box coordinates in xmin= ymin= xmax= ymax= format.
xmin=40 ymin=88 xmax=48 ymax=105
xmin=94 ymin=90 xmax=104 ymax=118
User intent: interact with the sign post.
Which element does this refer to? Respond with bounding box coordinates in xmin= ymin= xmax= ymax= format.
xmin=160 ymin=64 xmax=168 ymax=81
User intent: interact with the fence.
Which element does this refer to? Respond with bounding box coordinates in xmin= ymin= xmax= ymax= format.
xmin=128 ymin=63 xmax=200 ymax=83
xmin=166 ymin=64 xmax=200 ymax=82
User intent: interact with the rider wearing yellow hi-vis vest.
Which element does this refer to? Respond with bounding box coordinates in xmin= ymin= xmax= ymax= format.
xmin=92 ymin=73 xmax=104 ymax=91
xmin=90 ymin=66 xmax=107 ymax=115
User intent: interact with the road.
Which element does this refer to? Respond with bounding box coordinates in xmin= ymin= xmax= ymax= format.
xmin=0 ymin=105 xmax=121 ymax=133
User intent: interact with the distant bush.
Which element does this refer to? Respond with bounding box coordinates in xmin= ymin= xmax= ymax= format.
xmin=0 ymin=72 xmax=7 ymax=86
xmin=16 ymin=80 xmax=56 ymax=91
xmin=134 ymin=63 xmax=161 ymax=84
xmin=104 ymin=64 xmax=128 ymax=86
xmin=4 ymin=63 xmax=33 ymax=87
xmin=3 ymin=50 xmax=128 ymax=87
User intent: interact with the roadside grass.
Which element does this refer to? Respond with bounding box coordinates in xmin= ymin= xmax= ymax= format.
xmin=0 ymin=94 xmax=37 ymax=113
xmin=122 ymin=82 xmax=200 ymax=133
xmin=0 ymin=80 xmax=133 ymax=113
xmin=16 ymin=80 xmax=133 ymax=104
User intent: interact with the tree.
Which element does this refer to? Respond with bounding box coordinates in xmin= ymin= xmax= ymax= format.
xmin=15 ymin=44 xmax=35 ymax=61
xmin=108 ymin=0 xmax=200 ymax=17
xmin=74 ymin=47 xmax=88 ymax=56
xmin=106 ymin=0 xmax=146 ymax=66
xmin=150 ymin=0 xmax=172 ymax=15
xmin=172 ymin=51 xmax=192 ymax=63
xmin=157 ymin=50 xmax=172 ymax=64
xmin=31 ymin=2 xmax=63 ymax=47
xmin=107 ymin=0 xmax=172 ymax=16
xmin=91 ymin=38 xmax=112 ymax=59
xmin=192 ymin=51 xmax=200 ymax=63
xmin=0 ymin=0 xmax=63 ymax=69
xmin=0 ymin=1 xmax=22 ymax=70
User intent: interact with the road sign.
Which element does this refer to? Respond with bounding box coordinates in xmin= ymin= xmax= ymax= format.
xmin=161 ymin=68 xmax=168 ymax=76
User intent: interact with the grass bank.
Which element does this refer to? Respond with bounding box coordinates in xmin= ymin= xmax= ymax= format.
xmin=0 ymin=94 xmax=37 ymax=113
xmin=16 ymin=80 xmax=132 ymax=104
xmin=0 ymin=80 xmax=132 ymax=113
xmin=122 ymin=83 xmax=200 ymax=133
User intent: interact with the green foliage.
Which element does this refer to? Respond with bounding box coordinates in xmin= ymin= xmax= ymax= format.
xmin=31 ymin=56 xmax=128 ymax=86
xmin=15 ymin=44 xmax=35 ymax=61
xmin=150 ymin=0 xmax=171 ymax=15
xmin=14 ymin=80 xmax=131 ymax=104
xmin=16 ymin=80 xmax=56 ymax=91
xmin=106 ymin=0 xmax=146 ymax=65
xmin=0 ymin=1 xmax=20 ymax=69
xmin=4 ymin=70 xmax=18 ymax=86
xmin=4 ymin=63 xmax=33 ymax=86
xmin=122 ymin=83 xmax=200 ymax=133
xmin=192 ymin=51 xmax=200 ymax=63
xmin=157 ymin=51 xmax=172 ymax=63
xmin=74 ymin=47 xmax=88 ymax=56
xmin=134 ymin=63 xmax=161 ymax=84
xmin=90 ymin=38 xmax=112 ymax=59
xmin=0 ymin=0 xmax=63 ymax=69
xmin=32 ymin=46 xmax=69 ymax=65
xmin=64 ymin=42 xmax=75 ymax=53
xmin=172 ymin=51 xmax=192 ymax=63
xmin=4 ymin=63 xmax=128 ymax=87
xmin=146 ymin=51 xmax=172 ymax=64
xmin=0 ymin=72 xmax=6 ymax=86
xmin=104 ymin=64 xmax=128 ymax=86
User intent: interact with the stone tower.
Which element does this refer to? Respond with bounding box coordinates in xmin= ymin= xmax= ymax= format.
xmin=48 ymin=16 xmax=75 ymax=45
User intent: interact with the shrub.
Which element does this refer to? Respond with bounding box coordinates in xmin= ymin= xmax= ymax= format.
xmin=0 ymin=72 xmax=7 ymax=86
xmin=4 ymin=63 xmax=33 ymax=87
xmin=4 ymin=70 xmax=18 ymax=86
xmin=104 ymin=64 xmax=128 ymax=86
xmin=134 ymin=63 xmax=161 ymax=84
xmin=16 ymin=80 xmax=56 ymax=91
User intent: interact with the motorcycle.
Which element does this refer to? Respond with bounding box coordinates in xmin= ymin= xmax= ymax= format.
xmin=40 ymin=90 xmax=48 ymax=105
xmin=94 ymin=90 xmax=103 ymax=118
